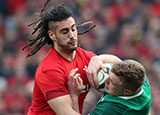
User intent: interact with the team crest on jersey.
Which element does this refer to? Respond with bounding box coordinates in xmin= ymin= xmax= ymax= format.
xmin=83 ymin=65 xmax=87 ymax=71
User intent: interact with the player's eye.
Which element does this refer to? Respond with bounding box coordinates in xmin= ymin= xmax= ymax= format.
xmin=61 ymin=28 xmax=69 ymax=34
xmin=71 ymin=25 xmax=76 ymax=32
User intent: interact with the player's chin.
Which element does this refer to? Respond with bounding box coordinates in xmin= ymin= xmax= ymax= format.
xmin=69 ymin=46 xmax=78 ymax=51
xmin=70 ymin=44 xmax=78 ymax=49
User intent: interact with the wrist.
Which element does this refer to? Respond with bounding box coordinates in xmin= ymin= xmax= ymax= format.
xmin=70 ymin=94 xmax=79 ymax=100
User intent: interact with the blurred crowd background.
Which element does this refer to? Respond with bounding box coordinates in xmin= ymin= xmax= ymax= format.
xmin=0 ymin=0 xmax=160 ymax=114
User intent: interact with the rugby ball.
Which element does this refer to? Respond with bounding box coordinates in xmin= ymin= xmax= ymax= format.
xmin=97 ymin=63 xmax=112 ymax=93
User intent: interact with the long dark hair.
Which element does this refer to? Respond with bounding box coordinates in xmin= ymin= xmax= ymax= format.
xmin=22 ymin=3 xmax=95 ymax=58
xmin=22 ymin=5 xmax=72 ymax=58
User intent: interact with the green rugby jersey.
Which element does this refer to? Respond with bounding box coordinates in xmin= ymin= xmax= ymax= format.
xmin=90 ymin=77 xmax=152 ymax=115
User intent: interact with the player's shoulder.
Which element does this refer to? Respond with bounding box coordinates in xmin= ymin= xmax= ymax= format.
xmin=38 ymin=48 xmax=62 ymax=72
xmin=76 ymin=47 xmax=96 ymax=57
xmin=91 ymin=100 xmax=128 ymax=115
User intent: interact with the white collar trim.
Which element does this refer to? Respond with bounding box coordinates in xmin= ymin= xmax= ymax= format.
xmin=118 ymin=88 xmax=144 ymax=100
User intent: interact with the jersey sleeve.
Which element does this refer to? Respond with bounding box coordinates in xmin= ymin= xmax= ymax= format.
xmin=36 ymin=70 xmax=69 ymax=101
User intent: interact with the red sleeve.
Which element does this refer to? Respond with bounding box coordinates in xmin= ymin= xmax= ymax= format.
xmin=36 ymin=70 xmax=69 ymax=101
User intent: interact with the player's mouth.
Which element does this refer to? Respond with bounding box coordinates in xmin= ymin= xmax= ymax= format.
xmin=68 ymin=40 xmax=77 ymax=45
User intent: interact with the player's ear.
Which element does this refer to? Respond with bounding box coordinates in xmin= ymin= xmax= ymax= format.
xmin=123 ymin=89 xmax=132 ymax=96
xmin=48 ymin=30 xmax=56 ymax=41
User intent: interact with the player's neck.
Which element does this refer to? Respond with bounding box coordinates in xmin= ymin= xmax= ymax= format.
xmin=65 ymin=51 xmax=76 ymax=62
xmin=55 ymin=47 xmax=76 ymax=62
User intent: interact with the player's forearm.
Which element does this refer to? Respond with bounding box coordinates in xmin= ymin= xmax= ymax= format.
xmin=48 ymin=95 xmax=81 ymax=115
xmin=83 ymin=99 xmax=96 ymax=115
xmin=71 ymin=95 xmax=80 ymax=113
xmin=83 ymin=88 xmax=103 ymax=115
xmin=97 ymin=54 xmax=121 ymax=64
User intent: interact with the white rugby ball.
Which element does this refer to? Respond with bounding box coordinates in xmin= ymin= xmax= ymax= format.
xmin=97 ymin=63 xmax=112 ymax=92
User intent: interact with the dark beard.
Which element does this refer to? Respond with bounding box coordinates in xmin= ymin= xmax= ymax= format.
xmin=64 ymin=45 xmax=78 ymax=53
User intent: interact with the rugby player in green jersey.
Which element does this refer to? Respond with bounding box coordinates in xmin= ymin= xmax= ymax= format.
xmin=68 ymin=59 xmax=152 ymax=115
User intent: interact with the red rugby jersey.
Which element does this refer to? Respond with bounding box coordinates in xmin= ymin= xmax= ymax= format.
xmin=28 ymin=47 xmax=96 ymax=115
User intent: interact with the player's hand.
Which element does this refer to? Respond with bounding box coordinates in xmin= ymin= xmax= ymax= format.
xmin=86 ymin=56 xmax=106 ymax=88
xmin=68 ymin=68 xmax=83 ymax=96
